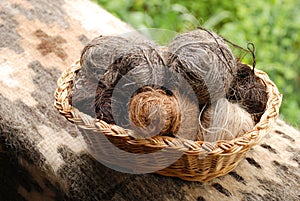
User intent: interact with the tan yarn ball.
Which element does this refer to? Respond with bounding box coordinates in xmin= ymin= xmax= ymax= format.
xmin=172 ymin=90 xmax=200 ymax=140
xmin=199 ymin=98 xmax=255 ymax=142
xmin=128 ymin=86 xmax=181 ymax=138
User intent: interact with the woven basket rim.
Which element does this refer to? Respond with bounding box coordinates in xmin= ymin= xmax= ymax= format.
xmin=54 ymin=60 xmax=282 ymax=156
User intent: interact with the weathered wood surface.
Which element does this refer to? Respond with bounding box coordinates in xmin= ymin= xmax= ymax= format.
xmin=0 ymin=0 xmax=299 ymax=200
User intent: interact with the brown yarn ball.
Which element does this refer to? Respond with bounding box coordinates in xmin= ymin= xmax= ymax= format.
xmin=226 ymin=62 xmax=268 ymax=123
xmin=167 ymin=29 xmax=237 ymax=105
xmin=128 ymin=86 xmax=181 ymax=138
xmin=199 ymin=98 xmax=255 ymax=142
xmin=128 ymin=86 xmax=200 ymax=140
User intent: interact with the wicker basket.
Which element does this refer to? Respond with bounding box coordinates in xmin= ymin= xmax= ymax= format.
xmin=54 ymin=60 xmax=282 ymax=182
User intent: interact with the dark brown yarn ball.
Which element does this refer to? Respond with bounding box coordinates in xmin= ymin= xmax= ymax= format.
xmin=226 ymin=62 xmax=268 ymax=123
xmin=128 ymin=86 xmax=181 ymax=138
xmin=167 ymin=29 xmax=236 ymax=105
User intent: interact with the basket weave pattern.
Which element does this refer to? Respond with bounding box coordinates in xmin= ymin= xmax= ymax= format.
xmin=54 ymin=60 xmax=282 ymax=182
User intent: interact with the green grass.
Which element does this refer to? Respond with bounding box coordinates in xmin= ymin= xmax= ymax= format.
xmin=95 ymin=0 xmax=300 ymax=127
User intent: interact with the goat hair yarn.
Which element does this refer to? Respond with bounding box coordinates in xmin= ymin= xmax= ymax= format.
xmin=73 ymin=29 xmax=268 ymax=142
xmin=199 ymin=98 xmax=255 ymax=142
xmin=172 ymin=89 xmax=200 ymax=140
xmin=101 ymin=40 xmax=166 ymax=88
xmin=79 ymin=35 xmax=129 ymax=81
xmin=97 ymin=39 xmax=169 ymax=125
xmin=128 ymin=86 xmax=181 ymax=138
xmin=167 ymin=29 xmax=237 ymax=105
xmin=74 ymin=36 xmax=167 ymax=124
xmin=128 ymin=86 xmax=200 ymax=139
xmin=71 ymin=36 xmax=128 ymax=118
xmin=226 ymin=62 xmax=268 ymax=123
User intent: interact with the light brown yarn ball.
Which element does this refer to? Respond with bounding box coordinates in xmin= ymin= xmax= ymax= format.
xmin=199 ymin=98 xmax=255 ymax=142
xmin=128 ymin=86 xmax=181 ymax=138
xmin=172 ymin=90 xmax=200 ymax=140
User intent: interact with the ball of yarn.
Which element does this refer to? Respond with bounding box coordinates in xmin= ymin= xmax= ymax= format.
xmin=226 ymin=62 xmax=268 ymax=123
xmin=76 ymin=37 xmax=166 ymax=123
xmin=167 ymin=29 xmax=237 ymax=105
xmin=128 ymin=86 xmax=201 ymax=140
xmin=172 ymin=90 xmax=200 ymax=140
xmin=99 ymin=40 xmax=167 ymax=125
xmin=199 ymin=98 xmax=255 ymax=142
xmin=79 ymin=35 xmax=129 ymax=81
xmin=71 ymin=36 xmax=128 ymax=119
xmin=128 ymin=86 xmax=180 ymax=138
xmin=101 ymin=40 xmax=166 ymax=88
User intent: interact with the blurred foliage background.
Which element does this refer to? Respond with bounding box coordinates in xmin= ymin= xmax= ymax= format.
xmin=95 ymin=0 xmax=300 ymax=127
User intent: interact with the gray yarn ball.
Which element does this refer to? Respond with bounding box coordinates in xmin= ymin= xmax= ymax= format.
xmin=103 ymin=40 xmax=168 ymax=126
xmin=167 ymin=29 xmax=237 ymax=105
xmin=72 ymin=36 xmax=129 ymax=120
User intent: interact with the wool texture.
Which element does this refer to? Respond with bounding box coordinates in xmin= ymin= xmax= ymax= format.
xmin=167 ymin=29 xmax=237 ymax=105
xmin=226 ymin=62 xmax=268 ymax=123
xmin=199 ymin=98 xmax=255 ymax=142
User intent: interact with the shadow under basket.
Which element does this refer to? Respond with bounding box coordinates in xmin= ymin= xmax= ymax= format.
xmin=54 ymin=60 xmax=282 ymax=182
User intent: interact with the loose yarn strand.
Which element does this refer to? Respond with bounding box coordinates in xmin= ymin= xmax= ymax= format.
xmin=247 ymin=42 xmax=256 ymax=72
